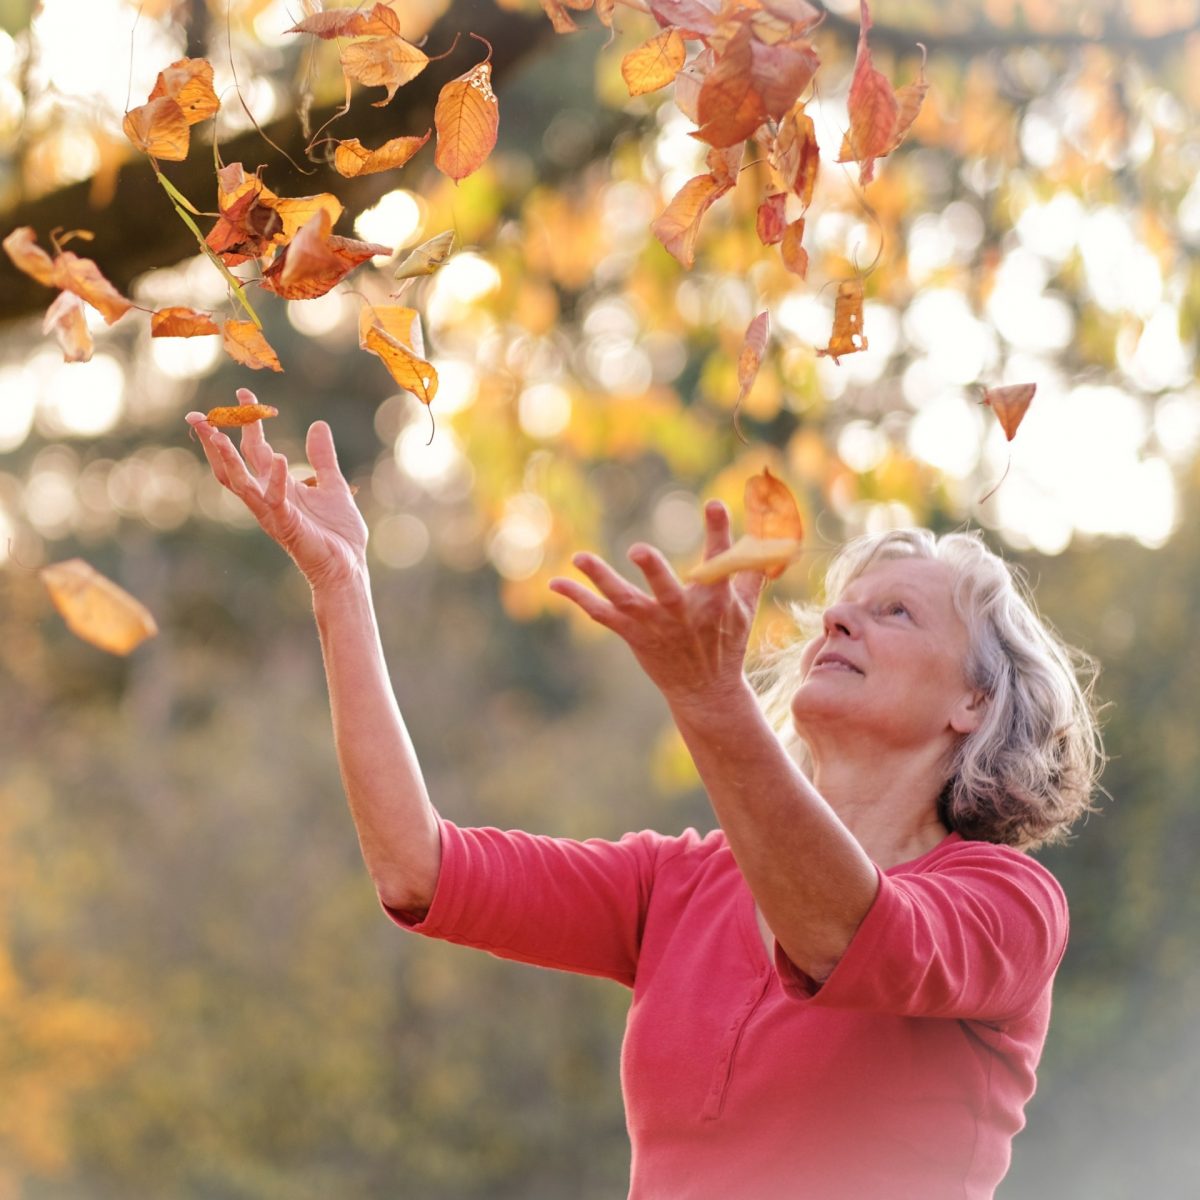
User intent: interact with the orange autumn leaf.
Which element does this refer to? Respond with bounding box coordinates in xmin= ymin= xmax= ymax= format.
xmin=749 ymin=38 xmax=820 ymax=122
xmin=840 ymin=0 xmax=898 ymax=185
xmin=260 ymin=209 xmax=390 ymax=300
xmin=332 ymin=130 xmax=431 ymax=178
xmin=221 ymin=320 xmax=284 ymax=372
xmin=651 ymin=172 xmax=734 ymax=268
xmin=434 ymin=56 xmax=499 ymax=182
xmin=780 ymin=217 xmax=808 ymax=277
xmin=148 ymin=57 xmax=219 ymax=125
xmin=772 ymin=103 xmax=820 ymax=208
xmin=359 ymin=304 xmax=423 ymax=356
xmin=392 ymin=230 xmax=456 ymax=282
xmin=736 ymin=310 xmax=770 ymax=413
xmin=122 ymin=96 xmax=190 ymax=160
xmin=538 ymin=0 xmax=594 ymax=34
xmin=52 ymin=251 xmax=132 ymax=325
xmin=340 ymin=36 xmax=430 ymax=106
xmin=287 ymin=3 xmax=402 ymax=38
xmin=887 ymin=45 xmax=929 ymax=153
xmin=41 ymin=559 xmax=158 ymax=656
xmin=649 ymin=0 xmax=717 ymax=39
xmin=621 ymin=28 xmax=687 ymax=97
xmin=150 ymin=306 xmax=220 ymax=337
xmin=3 ymin=226 xmax=57 ymax=286
xmin=42 ymin=291 xmax=93 ymax=363
xmin=689 ymin=469 xmax=804 ymax=584
xmin=757 ymin=193 xmax=787 ymax=245
xmin=983 ymin=382 xmax=1036 ymax=441
xmin=363 ymin=323 xmax=438 ymax=406
xmin=695 ymin=26 xmax=768 ymax=149
xmin=204 ymin=402 xmax=280 ymax=426
xmin=817 ymin=278 xmax=868 ymax=361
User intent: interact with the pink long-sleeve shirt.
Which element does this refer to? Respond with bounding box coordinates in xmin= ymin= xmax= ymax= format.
xmin=390 ymin=821 xmax=1068 ymax=1199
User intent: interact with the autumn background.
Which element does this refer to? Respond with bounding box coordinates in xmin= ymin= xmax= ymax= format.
xmin=1 ymin=0 xmax=1198 ymax=1195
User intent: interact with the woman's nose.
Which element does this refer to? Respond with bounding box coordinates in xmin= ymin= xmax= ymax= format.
xmin=822 ymin=599 xmax=860 ymax=638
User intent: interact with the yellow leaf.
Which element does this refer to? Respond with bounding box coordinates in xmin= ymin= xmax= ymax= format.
xmin=687 ymin=536 xmax=803 ymax=584
xmin=434 ymin=60 xmax=499 ymax=182
xmin=150 ymin=306 xmax=220 ymax=337
xmin=340 ymin=36 xmax=430 ymax=106
xmin=41 ymin=559 xmax=158 ymax=655
xmin=148 ymin=57 xmax=219 ymax=125
xmin=221 ymin=320 xmax=284 ymax=372
xmin=392 ymin=230 xmax=455 ymax=281
xmin=122 ymin=96 xmax=190 ymax=160
xmin=650 ymin=172 xmax=732 ymax=268
xmin=363 ymin=324 xmax=438 ymax=405
xmin=332 ymin=131 xmax=430 ymax=178
xmin=359 ymin=304 xmax=423 ymax=356
xmin=621 ymin=28 xmax=686 ymax=97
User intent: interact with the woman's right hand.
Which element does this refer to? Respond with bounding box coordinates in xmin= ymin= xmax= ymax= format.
xmin=186 ymin=387 xmax=368 ymax=591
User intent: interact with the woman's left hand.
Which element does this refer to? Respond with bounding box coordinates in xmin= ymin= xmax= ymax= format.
xmin=549 ymin=501 xmax=765 ymax=712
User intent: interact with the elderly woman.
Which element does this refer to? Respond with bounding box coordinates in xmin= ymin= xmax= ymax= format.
xmin=188 ymin=394 xmax=1102 ymax=1200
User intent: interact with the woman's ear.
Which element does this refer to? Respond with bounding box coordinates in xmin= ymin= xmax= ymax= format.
xmin=950 ymin=689 xmax=987 ymax=736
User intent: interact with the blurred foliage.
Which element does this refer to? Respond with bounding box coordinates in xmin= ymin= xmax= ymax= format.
xmin=1 ymin=0 xmax=1199 ymax=1196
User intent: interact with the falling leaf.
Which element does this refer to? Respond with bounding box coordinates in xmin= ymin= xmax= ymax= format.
xmin=886 ymin=44 xmax=929 ymax=153
xmin=817 ymin=278 xmax=867 ymax=361
xmin=53 ymin=251 xmax=132 ymax=325
xmin=42 ymin=291 xmax=93 ymax=363
xmin=673 ymin=49 xmax=713 ymax=122
xmin=736 ymin=310 xmax=770 ymax=413
xmin=780 ymin=217 xmax=808 ymax=277
xmin=341 ymin=36 xmax=430 ymax=106
xmin=332 ymin=130 xmax=431 ymax=177
xmin=649 ymin=0 xmax=717 ymax=39
xmin=434 ymin=57 xmax=499 ymax=182
xmin=363 ymin=324 xmax=438 ymax=406
xmin=151 ymin=306 xmax=220 ymax=337
xmin=148 ymin=57 xmax=219 ymax=125
xmin=982 ymin=382 xmax=1036 ymax=441
xmin=287 ymin=3 xmax=402 ymax=38
xmin=694 ymin=26 xmax=768 ymax=149
xmin=359 ymin=304 xmax=423 ymax=357
xmin=651 ymin=172 xmax=733 ymax=268
xmin=41 ymin=559 xmax=158 ymax=656
xmin=221 ymin=320 xmax=284 ymax=372
xmin=205 ymin=402 xmax=280 ymax=426
xmin=621 ymin=28 xmax=686 ymax=97
xmin=756 ymin=193 xmax=787 ymax=245
xmin=706 ymin=143 xmax=743 ymax=189
xmin=538 ymin=0 xmax=594 ymax=34
xmin=746 ymin=466 xmax=804 ymax=545
xmin=259 ymin=209 xmax=390 ymax=300
xmin=772 ymin=103 xmax=819 ymax=208
xmin=840 ymin=0 xmax=898 ymax=185
xmin=3 ymin=226 xmax=57 ymax=285
xmin=392 ymin=230 xmax=456 ymax=281
xmin=748 ymin=39 xmax=820 ymax=122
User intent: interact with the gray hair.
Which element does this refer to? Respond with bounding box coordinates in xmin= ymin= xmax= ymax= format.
xmin=754 ymin=529 xmax=1103 ymax=849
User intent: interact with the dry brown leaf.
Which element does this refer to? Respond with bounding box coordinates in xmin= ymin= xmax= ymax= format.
xmin=780 ymin=217 xmax=808 ymax=277
xmin=649 ymin=0 xmax=717 ymax=39
xmin=538 ymin=0 xmax=594 ymax=34
xmin=363 ymin=324 xmax=438 ymax=405
xmin=205 ymin=402 xmax=280 ymax=426
xmin=359 ymin=304 xmax=423 ymax=356
xmin=122 ymin=96 xmax=190 ymax=160
xmin=749 ymin=38 xmax=820 ymax=121
xmin=287 ymin=3 xmax=402 ymax=38
xmin=840 ymin=0 xmax=898 ymax=185
xmin=4 ymin=226 xmax=58 ymax=286
xmin=148 ymin=57 xmax=219 ymax=125
xmin=736 ymin=311 xmax=770 ymax=413
xmin=694 ymin=25 xmax=768 ymax=148
xmin=651 ymin=172 xmax=733 ymax=268
xmin=52 ymin=252 xmax=132 ymax=325
xmin=772 ymin=103 xmax=820 ymax=208
xmin=221 ymin=320 xmax=284 ymax=372
xmin=817 ymin=278 xmax=868 ymax=361
xmin=392 ymin=230 xmax=456 ymax=281
xmin=621 ymin=28 xmax=687 ymax=97
xmin=260 ymin=210 xmax=390 ymax=300
xmin=983 ymin=382 xmax=1036 ymax=441
xmin=746 ymin=465 xmax=804 ymax=545
xmin=434 ymin=59 xmax=499 ymax=182
xmin=41 ymin=559 xmax=158 ymax=656
xmin=42 ymin=291 xmax=93 ymax=363
xmin=150 ymin=306 xmax=220 ymax=337
xmin=332 ymin=130 xmax=431 ymax=177
xmin=756 ymin=193 xmax=787 ymax=245
xmin=341 ymin=36 xmax=430 ymax=106
xmin=887 ymin=45 xmax=929 ymax=153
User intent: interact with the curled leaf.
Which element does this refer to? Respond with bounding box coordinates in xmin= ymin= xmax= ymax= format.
xmin=651 ymin=172 xmax=734 ymax=268
xmin=332 ymin=130 xmax=431 ymax=177
xmin=148 ymin=57 xmax=219 ymax=125
xmin=772 ymin=103 xmax=820 ymax=208
xmin=839 ymin=0 xmax=898 ymax=185
xmin=746 ymin=465 xmax=804 ymax=545
xmin=392 ymin=230 xmax=456 ymax=281
xmin=221 ymin=320 xmax=284 ymax=372
xmin=341 ymin=36 xmax=430 ymax=106
xmin=735 ymin=311 xmax=770 ymax=433
xmin=150 ymin=306 xmax=220 ymax=337
xmin=287 ymin=4 xmax=402 ymax=38
xmin=205 ymin=402 xmax=279 ymax=426
xmin=780 ymin=217 xmax=808 ymax=277
xmin=538 ymin=0 xmax=594 ymax=34
xmin=621 ymin=28 xmax=686 ymax=97
xmin=363 ymin=324 xmax=438 ymax=406
xmin=983 ymin=382 xmax=1036 ymax=441
xmin=756 ymin=193 xmax=788 ymax=246
xmin=52 ymin=252 xmax=132 ymax=325
xmin=260 ymin=209 xmax=390 ymax=301
xmin=434 ymin=57 xmax=499 ymax=182
xmin=42 ymin=291 xmax=93 ymax=363
xmin=694 ymin=25 xmax=768 ymax=149
xmin=3 ymin=225 xmax=58 ymax=285
xmin=817 ymin=278 xmax=867 ymax=361
xmin=359 ymin=304 xmax=424 ymax=357
xmin=41 ymin=559 xmax=158 ymax=656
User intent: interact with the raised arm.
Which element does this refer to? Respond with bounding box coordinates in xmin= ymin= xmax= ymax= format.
xmin=550 ymin=502 xmax=879 ymax=981
xmin=187 ymin=390 xmax=440 ymax=915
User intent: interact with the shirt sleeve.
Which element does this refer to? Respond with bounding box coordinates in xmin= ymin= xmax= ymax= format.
xmin=383 ymin=820 xmax=674 ymax=987
xmin=775 ymin=841 xmax=1069 ymax=1023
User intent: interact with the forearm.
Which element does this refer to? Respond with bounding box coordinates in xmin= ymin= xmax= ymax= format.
xmin=311 ymin=570 xmax=441 ymax=915
xmin=668 ymin=679 xmax=878 ymax=980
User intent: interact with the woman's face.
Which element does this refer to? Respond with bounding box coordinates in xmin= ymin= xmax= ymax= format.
xmin=790 ymin=556 xmax=982 ymax=753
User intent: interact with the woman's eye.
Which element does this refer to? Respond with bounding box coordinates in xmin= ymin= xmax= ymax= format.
xmin=884 ymin=602 xmax=910 ymax=618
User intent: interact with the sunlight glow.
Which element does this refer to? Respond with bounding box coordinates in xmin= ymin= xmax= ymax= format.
xmin=355 ymin=189 xmax=423 ymax=253
xmin=518 ymin=383 xmax=573 ymax=439
xmin=39 ymin=354 xmax=125 ymax=437
xmin=0 ymin=366 xmax=37 ymax=451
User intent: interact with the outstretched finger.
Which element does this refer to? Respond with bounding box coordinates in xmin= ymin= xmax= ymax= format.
xmin=208 ymin=428 xmax=269 ymax=515
xmin=702 ymin=500 xmax=734 ymax=561
xmin=236 ymin=387 xmax=275 ymax=476
xmin=186 ymin=413 xmax=234 ymax=489
xmin=570 ymin=552 xmax=647 ymax=610
xmin=548 ymin=577 xmax=621 ymax=631
xmin=732 ymin=567 xmax=768 ymax=613
xmin=628 ymin=543 xmax=685 ymax=609
xmin=305 ymin=420 xmax=348 ymax=491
